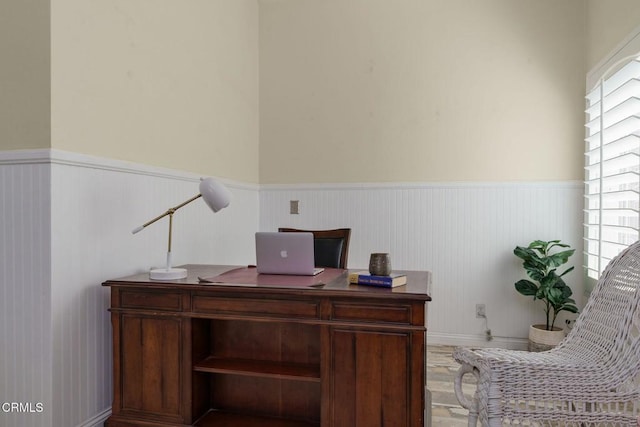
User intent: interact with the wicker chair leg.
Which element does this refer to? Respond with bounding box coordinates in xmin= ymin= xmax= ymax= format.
xmin=467 ymin=412 xmax=479 ymax=427
xmin=454 ymin=363 xmax=480 ymax=426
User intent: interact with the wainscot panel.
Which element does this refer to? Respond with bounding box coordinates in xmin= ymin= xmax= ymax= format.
xmin=259 ymin=181 xmax=583 ymax=345
xmin=1 ymin=149 xmax=260 ymax=427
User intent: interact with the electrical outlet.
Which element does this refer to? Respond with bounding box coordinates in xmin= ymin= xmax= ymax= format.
xmin=475 ymin=303 xmax=486 ymax=318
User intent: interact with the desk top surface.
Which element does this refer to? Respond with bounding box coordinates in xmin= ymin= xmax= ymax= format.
xmin=103 ymin=265 xmax=432 ymax=302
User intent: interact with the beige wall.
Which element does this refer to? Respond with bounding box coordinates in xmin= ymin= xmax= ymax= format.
xmin=586 ymin=0 xmax=640 ymax=72
xmin=9 ymin=1 xmax=640 ymax=185
xmin=259 ymin=0 xmax=586 ymax=184
xmin=0 ymin=0 xmax=50 ymax=150
xmin=50 ymin=0 xmax=259 ymax=183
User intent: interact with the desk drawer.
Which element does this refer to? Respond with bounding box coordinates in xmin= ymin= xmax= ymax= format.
xmin=331 ymin=302 xmax=412 ymax=325
xmin=119 ymin=290 xmax=183 ymax=311
xmin=192 ymin=295 xmax=320 ymax=319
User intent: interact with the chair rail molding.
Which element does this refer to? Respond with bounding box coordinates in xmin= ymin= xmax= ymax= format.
xmin=0 ymin=148 xmax=258 ymax=191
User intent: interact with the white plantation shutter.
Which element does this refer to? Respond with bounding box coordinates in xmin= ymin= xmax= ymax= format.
xmin=585 ymin=55 xmax=640 ymax=279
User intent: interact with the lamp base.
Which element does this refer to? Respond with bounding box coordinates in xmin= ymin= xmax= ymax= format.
xmin=149 ymin=267 xmax=188 ymax=280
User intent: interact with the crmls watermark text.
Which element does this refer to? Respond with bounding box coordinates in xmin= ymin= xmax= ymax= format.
xmin=1 ymin=402 xmax=44 ymax=413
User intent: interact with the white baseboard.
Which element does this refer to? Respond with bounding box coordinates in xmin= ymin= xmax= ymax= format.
xmin=427 ymin=332 xmax=528 ymax=350
xmin=76 ymin=408 xmax=111 ymax=427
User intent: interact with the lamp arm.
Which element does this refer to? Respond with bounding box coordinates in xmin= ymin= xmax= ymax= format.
xmin=132 ymin=193 xmax=203 ymax=234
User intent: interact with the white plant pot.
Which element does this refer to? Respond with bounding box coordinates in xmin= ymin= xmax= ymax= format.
xmin=528 ymin=324 xmax=565 ymax=352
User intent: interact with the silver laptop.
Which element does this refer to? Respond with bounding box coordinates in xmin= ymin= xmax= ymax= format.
xmin=255 ymin=232 xmax=324 ymax=275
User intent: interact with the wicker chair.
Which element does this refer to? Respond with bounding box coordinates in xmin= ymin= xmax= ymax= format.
xmin=453 ymin=240 xmax=640 ymax=426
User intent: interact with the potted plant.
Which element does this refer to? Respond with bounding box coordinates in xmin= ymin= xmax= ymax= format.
xmin=513 ymin=239 xmax=579 ymax=351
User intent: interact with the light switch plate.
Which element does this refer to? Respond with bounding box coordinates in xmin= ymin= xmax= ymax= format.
xmin=290 ymin=200 xmax=299 ymax=215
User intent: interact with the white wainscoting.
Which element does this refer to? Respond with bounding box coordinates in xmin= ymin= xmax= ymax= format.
xmin=1 ymin=149 xmax=583 ymax=426
xmin=0 ymin=160 xmax=53 ymax=427
xmin=260 ymin=181 xmax=584 ymax=348
xmin=0 ymin=149 xmax=259 ymax=427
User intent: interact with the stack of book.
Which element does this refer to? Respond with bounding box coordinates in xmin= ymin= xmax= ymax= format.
xmin=348 ymin=271 xmax=407 ymax=288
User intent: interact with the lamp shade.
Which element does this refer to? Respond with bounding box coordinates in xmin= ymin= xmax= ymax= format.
xmin=199 ymin=177 xmax=231 ymax=212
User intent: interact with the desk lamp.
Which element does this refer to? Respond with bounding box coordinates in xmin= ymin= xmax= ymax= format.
xmin=132 ymin=177 xmax=231 ymax=280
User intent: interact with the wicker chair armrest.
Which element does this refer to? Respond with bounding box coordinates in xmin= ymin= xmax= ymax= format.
xmin=454 ymin=362 xmax=479 ymax=411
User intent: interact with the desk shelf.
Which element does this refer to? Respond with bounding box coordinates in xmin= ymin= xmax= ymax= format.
xmin=193 ymin=356 xmax=320 ymax=382
xmin=191 ymin=318 xmax=321 ymax=424
xmin=194 ymin=410 xmax=319 ymax=427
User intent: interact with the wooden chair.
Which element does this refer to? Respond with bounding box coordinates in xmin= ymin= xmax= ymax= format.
xmin=278 ymin=228 xmax=351 ymax=269
xmin=453 ymin=240 xmax=640 ymax=426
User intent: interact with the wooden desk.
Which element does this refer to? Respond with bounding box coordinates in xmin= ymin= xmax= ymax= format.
xmin=103 ymin=265 xmax=431 ymax=427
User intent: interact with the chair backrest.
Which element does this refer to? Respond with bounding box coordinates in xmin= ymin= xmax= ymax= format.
xmin=559 ymin=240 xmax=640 ymax=371
xmin=278 ymin=228 xmax=351 ymax=269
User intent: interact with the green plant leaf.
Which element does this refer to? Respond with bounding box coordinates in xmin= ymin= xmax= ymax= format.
xmin=515 ymin=280 xmax=538 ymax=296
xmin=528 ymin=240 xmax=550 ymax=251
xmin=561 ymin=304 xmax=579 ymax=313
xmin=514 ymin=246 xmax=539 ymax=262
xmin=539 ymin=270 xmax=559 ymax=288
xmin=559 ymin=283 xmax=573 ymax=298
xmin=545 ymin=286 xmax=563 ymax=302
xmin=524 ymin=270 xmax=545 ymax=282
xmin=558 ymin=265 xmax=575 ymax=277
xmin=546 ymin=241 xmax=570 ymax=251
xmin=547 ymin=249 xmax=575 ymax=267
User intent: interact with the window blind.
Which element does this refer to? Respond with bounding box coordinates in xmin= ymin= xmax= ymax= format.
xmin=584 ymin=56 xmax=640 ymax=279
